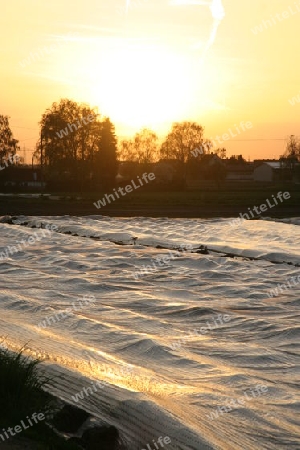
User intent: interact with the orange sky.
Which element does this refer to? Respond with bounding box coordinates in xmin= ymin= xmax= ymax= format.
xmin=1 ymin=0 xmax=300 ymax=162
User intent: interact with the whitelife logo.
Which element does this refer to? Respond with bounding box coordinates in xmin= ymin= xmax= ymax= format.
xmin=37 ymin=294 xmax=95 ymax=330
xmin=206 ymin=384 xmax=268 ymax=420
xmin=170 ymin=314 xmax=231 ymax=351
xmin=229 ymin=191 xmax=291 ymax=227
xmin=191 ymin=141 xmax=216 ymax=158
xmin=134 ymin=244 xmax=193 ymax=280
xmin=0 ymin=224 xmax=58 ymax=261
xmin=93 ymin=173 xmax=155 ymax=209
xmin=267 ymin=275 xmax=300 ymax=298
xmin=71 ymin=380 xmax=107 ymax=403
xmin=55 ymin=114 xmax=96 ymax=139
xmin=19 ymin=32 xmax=78 ymax=68
xmin=140 ymin=435 xmax=172 ymax=450
xmin=209 ymin=121 xmax=253 ymax=147
xmin=251 ymin=2 xmax=300 ymax=35
xmin=0 ymin=412 xmax=45 ymax=443
xmin=0 ymin=154 xmax=20 ymax=170
xmin=289 ymin=90 xmax=300 ymax=106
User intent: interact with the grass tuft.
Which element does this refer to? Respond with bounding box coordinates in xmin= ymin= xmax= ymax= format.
xmin=0 ymin=345 xmax=80 ymax=448
xmin=0 ymin=344 xmax=52 ymax=426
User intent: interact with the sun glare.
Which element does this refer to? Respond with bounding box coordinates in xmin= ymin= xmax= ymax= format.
xmin=88 ymin=45 xmax=192 ymax=131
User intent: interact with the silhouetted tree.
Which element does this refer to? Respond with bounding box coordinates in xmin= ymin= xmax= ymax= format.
xmin=160 ymin=122 xmax=206 ymax=164
xmin=118 ymin=128 xmax=158 ymax=164
xmin=279 ymin=135 xmax=300 ymax=181
xmin=0 ymin=115 xmax=19 ymax=164
xmin=35 ymin=99 xmax=117 ymax=190
xmin=214 ymin=147 xmax=226 ymax=159
xmin=134 ymin=128 xmax=158 ymax=164
xmin=228 ymin=155 xmax=246 ymax=164
xmin=118 ymin=139 xmax=136 ymax=162
xmin=93 ymin=118 xmax=118 ymax=188
xmin=280 ymin=135 xmax=300 ymax=169
xmin=160 ymin=121 xmax=208 ymax=183
xmin=285 ymin=135 xmax=300 ymax=159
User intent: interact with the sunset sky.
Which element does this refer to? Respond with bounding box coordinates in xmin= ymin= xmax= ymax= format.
xmin=1 ymin=0 xmax=300 ymax=162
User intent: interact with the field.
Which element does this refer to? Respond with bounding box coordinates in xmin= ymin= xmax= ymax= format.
xmin=0 ymin=183 xmax=299 ymax=217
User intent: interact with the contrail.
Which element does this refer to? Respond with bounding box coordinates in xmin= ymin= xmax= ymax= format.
xmin=169 ymin=0 xmax=225 ymax=58
xmin=125 ymin=0 xmax=225 ymax=58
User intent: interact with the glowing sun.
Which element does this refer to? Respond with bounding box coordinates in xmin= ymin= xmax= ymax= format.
xmin=89 ymin=45 xmax=192 ymax=131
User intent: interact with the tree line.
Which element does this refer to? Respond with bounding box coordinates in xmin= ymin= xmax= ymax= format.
xmin=1 ymin=98 xmax=300 ymax=190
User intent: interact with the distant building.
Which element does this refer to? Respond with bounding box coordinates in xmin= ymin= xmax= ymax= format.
xmin=1 ymin=166 xmax=46 ymax=190
xmin=152 ymin=160 xmax=179 ymax=184
xmin=116 ymin=160 xmax=180 ymax=185
xmin=253 ymin=162 xmax=282 ymax=182
xmin=226 ymin=163 xmax=254 ymax=181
